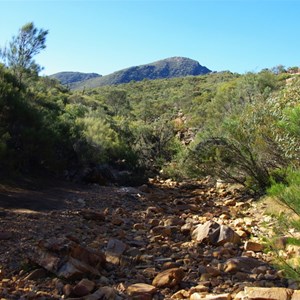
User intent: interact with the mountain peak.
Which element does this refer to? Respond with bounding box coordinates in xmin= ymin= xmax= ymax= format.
xmin=51 ymin=57 xmax=211 ymax=89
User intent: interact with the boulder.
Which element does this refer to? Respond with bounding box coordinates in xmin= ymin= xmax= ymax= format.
xmin=192 ymin=221 xmax=241 ymax=245
xmin=224 ymin=257 xmax=266 ymax=273
xmin=31 ymin=237 xmax=106 ymax=279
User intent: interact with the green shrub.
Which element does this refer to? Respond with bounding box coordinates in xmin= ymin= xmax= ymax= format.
xmin=266 ymin=168 xmax=300 ymax=280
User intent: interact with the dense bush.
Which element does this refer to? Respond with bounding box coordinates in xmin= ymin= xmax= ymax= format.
xmin=181 ymin=70 xmax=297 ymax=192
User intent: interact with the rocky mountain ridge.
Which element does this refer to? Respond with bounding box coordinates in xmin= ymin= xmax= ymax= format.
xmin=0 ymin=178 xmax=299 ymax=299
xmin=50 ymin=57 xmax=211 ymax=89
xmin=49 ymin=72 xmax=101 ymax=85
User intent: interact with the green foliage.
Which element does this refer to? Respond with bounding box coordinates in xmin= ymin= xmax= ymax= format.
xmin=1 ymin=22 xmax=48 ymax=84
xmin=181 ymin=69 xmax=300 ymax=192
xmin=268 ymin=168 xmax=300 ymax=215
xmin=130 ymin=119 xmax=180 ymax=174
xmin=1 ymin=23 xmax=300 ymax=188
xmin=267 ymin=168 xmax=300 ymax=280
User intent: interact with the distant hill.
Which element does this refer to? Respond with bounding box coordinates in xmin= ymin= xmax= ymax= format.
xmin=50 ymin=72 xmax=101 ymax=85
xmin=64 ymin=57 xmax=211 ymax=90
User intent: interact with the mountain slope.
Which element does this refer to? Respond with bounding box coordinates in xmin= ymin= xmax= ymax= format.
xmin=70 ymin=57 xmax=211 ymax=89
xmin=50 ymin=72 xmax=101 ymax=85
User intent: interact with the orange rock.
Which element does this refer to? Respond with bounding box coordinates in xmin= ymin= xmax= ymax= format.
xmin=241 ymin=287 xmax=293 ymax=300
xmin=244 ymin=241 xmax=264 ymax=252
xmin=127 ymin=283 xmax=157 ymax=296
xmin=152 ymin=268 xmax=184 ymax=288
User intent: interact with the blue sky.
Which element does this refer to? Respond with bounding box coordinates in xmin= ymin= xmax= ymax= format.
xmin=0 ymin=0 xmax=299 ymax=75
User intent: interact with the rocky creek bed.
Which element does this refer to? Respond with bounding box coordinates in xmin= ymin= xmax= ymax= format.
xmin=0 ymin=177 xmax=299 ymax=299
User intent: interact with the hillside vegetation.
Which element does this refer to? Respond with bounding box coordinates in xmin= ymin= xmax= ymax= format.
xmin=0 ymin=23 xmax=299 ymax=194
xmin=1 ymin=50 xmax=300 ymax=189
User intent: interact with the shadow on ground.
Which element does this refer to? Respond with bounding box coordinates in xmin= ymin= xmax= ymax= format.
xmin=0 ymin=178 xmax=88 ymax=211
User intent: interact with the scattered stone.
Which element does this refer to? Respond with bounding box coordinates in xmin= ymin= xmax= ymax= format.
xmin=190 ymin=293 xmax=203 ymax=300
xmin=85 ymin=286 xmax=116 ymax=300
xmin=191 ymin=293 xmax=231 ymax=300
xmin=171 ymin=289 xmax=190 ymax=298
xmin=0 ymin=179 xmax=297 ymax=299
xmin=148 ymin=218 xmax=160 ymax=227
xmin=235 ymin=287 xmax=293 ymax=300
xmin=105 ymin=238 xmax=127 ymax=265
xmin=127 ymin=283 xmax=157 ymax=297
xmin=63 ymin=284 xmax=73 ymax=297
xmin=133 ymin=223 xmax=146 ymax=230
xmin=181 ymin=222 xmax=193 ymax=235
xmin=150 ymin=225 xmax=172 ymax=237
xmin=190 ymin=285 xmax=210 ymax=294
xmin=224 ymin=199 xmax=236 ymax=206
xmin=224 ymin=257 xmax=266 ymax=273
xmin=244 ymin=241 xmax=264 ymax=252
xmin=152 ymin=267 xmax=184 ymax=288
xmin=111 ymin=216 xmax=124 ymax=225
xmin=73 ymin=278 xmax=95 ymax=297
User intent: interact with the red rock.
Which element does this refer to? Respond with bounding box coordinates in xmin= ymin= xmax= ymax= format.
xmin=85 ymin=286 xmax=116 ymax=300
xmin=150 ymin=225 xmax=172 ymax=237
xmin=152 ymin=268 xmax=185 ymax=288
xmin=105 ymin=238 xmax=127 ymax=264
xmin=171 ymin=289 xmax=190 ymax=298
xmin=224 ymin=257 xmax=266 ymax=273
xmin=244 ymin=241 xmax=264 ymax=252
xmin=192 ymin=221 xmax=241 ymax=246
xmin=127 ymin=283 xmax=157 ymax=296
xmin=73 ymin=278 xmax=95 ymax=297
xmin=240 ymin=287 xmax=293 ymax=300
xmin=63 ymin=284 xmax=73 ymax=297
xmin=32 ymin=237 xmax=106 ymax=279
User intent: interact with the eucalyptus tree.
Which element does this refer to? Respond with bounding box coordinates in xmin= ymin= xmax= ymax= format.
xmin=1 ymin=22 xmax=48 ymax=85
